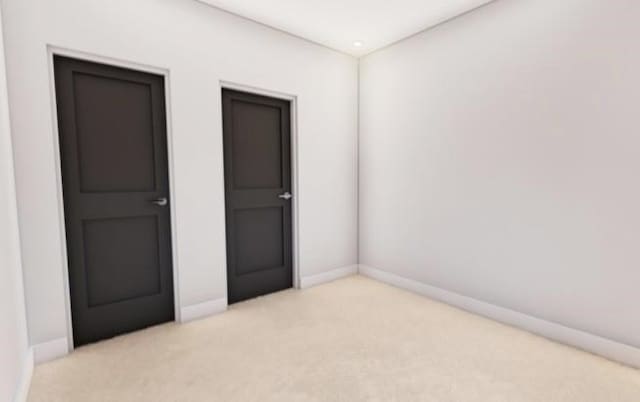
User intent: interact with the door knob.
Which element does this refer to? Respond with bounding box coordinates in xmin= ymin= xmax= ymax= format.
xmin=151 ymin=197 xmax=168 ymax=206
xmin=278 ymin=192 xmax=292 ymax=200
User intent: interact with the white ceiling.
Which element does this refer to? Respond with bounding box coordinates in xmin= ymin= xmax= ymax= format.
xmin=197 ymin=0 xmax=496 ymax=56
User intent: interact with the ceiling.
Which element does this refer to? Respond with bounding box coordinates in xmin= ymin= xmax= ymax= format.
xmin=197 ymin=0 xmax=496 ymax=56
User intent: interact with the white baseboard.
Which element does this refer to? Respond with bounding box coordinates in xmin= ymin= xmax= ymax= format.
xmin=13 ymin=347 xmax=34 ymax=402
xmin=33 ymin=337 xmax=69 ymax=364
xmin=300 ymin=265 xmax=358 ymax=289
xmin=180 ymin=297 xmax=227 ymax=323
xmin=359 ymin=265 xmax=640 ymax=369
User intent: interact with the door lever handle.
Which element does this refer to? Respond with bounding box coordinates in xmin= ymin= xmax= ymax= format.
xmin=278 ymin=192 xmax=292 ymax=200
xmin=151 ymin=197 xmax=168 ymax=206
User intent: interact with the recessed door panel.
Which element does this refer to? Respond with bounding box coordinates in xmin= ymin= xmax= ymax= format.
xmin=231 ymin=101 xmax=283 ymax=189
xmin=73 ymin=73 xmax=157 ymax=192
xmin=234 ymin=207 xmax=285 ymax=275
xmin=83 ymin=216 xmax=161 ymax=307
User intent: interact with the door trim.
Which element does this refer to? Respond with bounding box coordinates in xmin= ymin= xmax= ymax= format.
xmin=219 ymin=80 xmax=301 ymax=291
xmin=46 ymin=45 xmax=181 ymax=352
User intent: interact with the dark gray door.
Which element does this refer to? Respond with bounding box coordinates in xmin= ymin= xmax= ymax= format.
xmin=54 ymin=56 xmax=174 ymax=346
xmin=222 ymin=89 xmax=293 ymax=303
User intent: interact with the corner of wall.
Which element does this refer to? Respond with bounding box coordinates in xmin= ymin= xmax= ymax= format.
xmin=300 ymin=264 xmax=358 ymax=289
xmin=355 ymin=57 xmax=361 ymax=267
xmin=13 ymin=347 xmax=33 ymax=402
xmin=33 ymin=337 xmax=69 ymax=364
xmin=359 ymin=264 xmax=640 ymax=369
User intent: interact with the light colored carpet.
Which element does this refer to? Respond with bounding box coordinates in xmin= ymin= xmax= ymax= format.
xmin=28 ymin=275 xmax=640 ymax=402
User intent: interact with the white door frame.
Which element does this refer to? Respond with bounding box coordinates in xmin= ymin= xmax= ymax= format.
xmin=219 ymin=80 xmax=301 ymax=290
xmin=46 ymin=45 xmax=182 ymax=352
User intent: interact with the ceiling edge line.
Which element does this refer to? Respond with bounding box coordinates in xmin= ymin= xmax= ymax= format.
xmin=357 ymin=0 xmax=501 ymax=59
xmin=193 ymin=0 xmax=357 ymax=58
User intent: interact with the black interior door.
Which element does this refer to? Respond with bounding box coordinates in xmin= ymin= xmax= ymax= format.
xmin=54 ymin=56 xmax=174 ymax=346
xmin=222 ymin=89 xmax=293 ymax=303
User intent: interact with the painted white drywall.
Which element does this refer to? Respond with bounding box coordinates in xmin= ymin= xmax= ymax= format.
xmin=1 ymin=0 xmax=358 ymax=348
xmin=0 ymin=4 xmax=30 ymax=400
xmin=359 ymin=0 xmax=640 ymax=348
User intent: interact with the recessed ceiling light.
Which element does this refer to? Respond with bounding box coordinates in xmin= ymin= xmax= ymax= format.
xmin=353 ymin=40 xmax=363 ymax=47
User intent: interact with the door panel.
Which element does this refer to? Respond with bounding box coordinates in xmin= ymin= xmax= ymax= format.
xmin=54 ymin=56 xmax=174 ymax=346
xmin=231 ymin=101 xmax=283 ymax=189
xmin=73 ymin=73 xmax=157 ymax=192
xmin=234 ymin=207 xmax=285 ymax=275
xmin=83 ymin=216 xmax=161 ymax=307
xmin=222 ymin=89 xmax=293 ymax=303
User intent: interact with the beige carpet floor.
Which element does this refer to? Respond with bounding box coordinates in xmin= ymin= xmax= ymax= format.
xmin=28 ymin=275 xmax=640 ymax=402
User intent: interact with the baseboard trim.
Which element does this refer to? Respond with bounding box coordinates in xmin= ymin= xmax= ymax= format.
xmin=359 ymin=265 xmax=640 ymax=369
xmin=13 ymin=347 xmax=34 ymax=402
xmin=300 ymin=265 xmax=358 ymax=289
xmin=180 ymin=297 xmax=227 ymax=323
xmin=33 ymin=337 xmax=69 ymax=364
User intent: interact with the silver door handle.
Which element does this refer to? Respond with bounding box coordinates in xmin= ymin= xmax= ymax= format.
xmin=278 ymin=192 xmax=292 ymax=200
xmin=151 ymin=197 xmax=168 ymax=206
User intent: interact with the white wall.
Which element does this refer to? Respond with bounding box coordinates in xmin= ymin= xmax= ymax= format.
xmin=0 ymin=4 xmax=30 ymax=400
xmin=1 ymin=0 xmax=358 ymax=349
xmin=359 ymin=0 xmax=640 ymax=348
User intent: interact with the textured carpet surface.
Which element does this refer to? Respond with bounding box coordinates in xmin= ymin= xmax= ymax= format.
xmin=29 ymin=275 xmax=640 ymax=402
